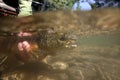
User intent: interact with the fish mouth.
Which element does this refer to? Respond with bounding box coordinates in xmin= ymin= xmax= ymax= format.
xmin=58 ymin=34 xmax=78 ymax=49
xmin=65 ymin=44 xmax=77 ymax=48
xmin=64 ymin=40 xmax=77 ymax=48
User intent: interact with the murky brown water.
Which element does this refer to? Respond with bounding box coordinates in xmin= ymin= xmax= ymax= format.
xmin=0 ymin=8 xmax=120 ymax=80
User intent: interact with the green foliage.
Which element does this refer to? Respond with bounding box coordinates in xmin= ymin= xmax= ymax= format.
xmin=45 ymin=0 xmax=77 ymax=10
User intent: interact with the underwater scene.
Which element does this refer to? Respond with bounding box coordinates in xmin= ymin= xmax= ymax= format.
xmin=0 ymin=0 xmax=120 ymax=80
xmin=0 ymin=8 xmax=120 ymax=80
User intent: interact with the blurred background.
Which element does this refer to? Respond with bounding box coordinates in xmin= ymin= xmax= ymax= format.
xmin=0 ymin=0 xmax=120 ymax=16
